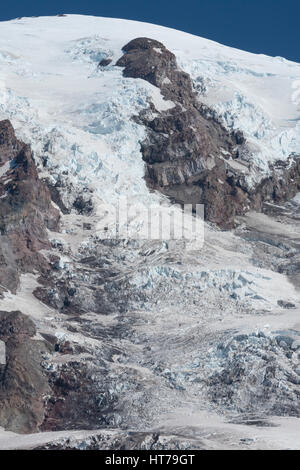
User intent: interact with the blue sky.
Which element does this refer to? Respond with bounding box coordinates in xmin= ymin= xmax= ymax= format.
xmin=1 ymin=1 xmax=299 ymax=62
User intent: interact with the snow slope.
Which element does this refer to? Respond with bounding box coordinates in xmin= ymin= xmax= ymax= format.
xmin=0 ymin=14 xmax=299 ymax=210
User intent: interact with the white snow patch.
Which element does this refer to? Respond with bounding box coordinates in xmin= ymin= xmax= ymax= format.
xmin=0 ymin=161 xmax=10 ymax=178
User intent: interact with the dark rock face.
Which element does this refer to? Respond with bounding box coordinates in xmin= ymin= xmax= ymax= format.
xmin=117 ymin=38 xmax=300 ymax=228
xmin=117 ymin=38 xmax=195 ymax=102
xmin=0 ymin=121 xmax=63 ymax=433
xmin=0 ymin=120 xmax=60 ymax=293
xmin=0 ymin=310 xmax=50 ymax=433
xmin=73 ymin=195 xmax=93 ymax=215
xmin=250 ymin=157 xmax=300 ymax=210
xmin=41 ymin=360 xmax=108 ymax=432
xmin=99 ymin=58 xmax=112 ymax=67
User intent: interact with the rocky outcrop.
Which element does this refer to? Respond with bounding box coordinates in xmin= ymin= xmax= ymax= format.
xmin=0 ymin=120 xmax=60 ymax=293
xmin=117 ymin=38 xmax=300 ymax=228
xmin=0 ymin=121 xmax=62 ymax=432
xmin=0 ymin=310 xmax=50 ymax=433
xmin=99 ymin=58 xmax=112 ymax=67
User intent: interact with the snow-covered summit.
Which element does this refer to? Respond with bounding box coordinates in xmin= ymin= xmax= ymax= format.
xmin=0 ymin=14 xmax=299 ymax=209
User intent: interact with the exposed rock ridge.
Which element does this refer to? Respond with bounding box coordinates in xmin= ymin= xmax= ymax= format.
xmin=117 ymin=38 xmax=300 ymax=228
xmin=0 ymin=120 xmax=62 ymax=433
xmin=0 ymin=310 xmax=50 ymax=433
xmin=0 ymin=120 xmax=60 ymax=293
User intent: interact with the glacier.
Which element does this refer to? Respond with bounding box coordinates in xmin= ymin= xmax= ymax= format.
xmin=0 ymin=14 xmax=299 ymax=450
